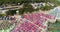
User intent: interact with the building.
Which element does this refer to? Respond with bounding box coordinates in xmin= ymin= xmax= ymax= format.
xmin=54 ymin=6 xmax=60 ymax=19
xmin=31 ymin=3 xmax=46 ymax=9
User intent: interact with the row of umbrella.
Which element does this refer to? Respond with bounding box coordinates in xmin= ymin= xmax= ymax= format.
xmin=11 ymin=12 xmax=56 ymax=32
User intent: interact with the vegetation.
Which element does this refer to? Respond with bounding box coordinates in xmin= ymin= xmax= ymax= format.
xmin=4 ymin=0 xmax=60 ymax=15
xmin=6 ymin=10 xmax=16 ymax=15
xmin=6 ymin=3 xmax=39 ymax=15
xmin=47 ymin=0 xmax=60 ymax=6
xmin=0 ymin=14 xmax=6 ymax=16
xmin=0 ymin=0 xmax=59 ymax=5
xmin=40 ymin=4 xmax=55 ymax=11
xmin=48 ymin=21 xmax=60 ymax=32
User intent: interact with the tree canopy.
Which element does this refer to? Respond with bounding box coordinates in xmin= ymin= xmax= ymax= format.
xmin=6 ymin=3 xmax=39 ymax=15
xmin=3 ymin=0 xmax=60 ymax=15
xmin=0 ymin=0 xmax=59 ymax=4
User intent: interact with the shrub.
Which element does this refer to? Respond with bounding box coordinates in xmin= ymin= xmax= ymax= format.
xmin=40 ymin=4 xmax=54 ymax=11
xmin=0 ymin=14 xmax=6 ymax=16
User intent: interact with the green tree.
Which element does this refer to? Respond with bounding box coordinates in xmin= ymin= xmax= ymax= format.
xmin=19 ymin=3 xmax=35 ymax=15
xmin=40 ymin=4 xmax=54 ymax=11
xmin=6 ymin=10 xmax=16 ymax=15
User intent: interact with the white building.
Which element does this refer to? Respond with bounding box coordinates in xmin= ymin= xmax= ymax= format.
xmin=31 ymin=3 xmax=46 ymax=9
xmin=54 ymin=7 xmax=60 ymax=19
